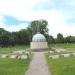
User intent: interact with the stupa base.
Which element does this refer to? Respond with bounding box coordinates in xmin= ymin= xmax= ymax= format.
xmin=27 ymin=48 xmax=54 ymax=52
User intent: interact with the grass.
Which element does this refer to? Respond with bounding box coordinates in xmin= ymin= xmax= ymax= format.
xmin=0 ymin=45 xmax=31 ymax=75
xmin=46 ymin=52 xmax=75 ymax=75
xmin=49 ymin=43 xmax=75 ymax=51
xmin=0 ymin=45 xmax=29 ymax=51
xmin=0 ymin=58 xmax=30 ymax=75
xmin=0 ymin=45 xmax=29 ymax=54
xmin=0 ymin=45 xmax=32 ymax=75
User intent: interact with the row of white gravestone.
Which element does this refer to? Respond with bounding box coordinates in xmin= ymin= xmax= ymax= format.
xmin=49 ymin=53 xmax=75 ymax=59
xmin=0 ymin=54 xmax=28 ymax=59
xmin=13 ymin=50 xmax=29 ymax=54
xmin=50 ymin=49 xmax=66 ymax=53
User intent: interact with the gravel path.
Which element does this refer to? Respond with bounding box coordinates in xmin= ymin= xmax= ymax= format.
xmin=25 ymin=52 xmax=50 ymax=75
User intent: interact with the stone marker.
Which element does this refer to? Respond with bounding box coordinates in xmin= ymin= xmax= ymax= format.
xmin=9 ymin=55 xmax=17 ymax=58
xmin=49 ymin=51 xmax=54 ymax=53
xmin=13 ymin=50 xmax=25 ymax=54
xmin=1 ymin=55 xmax=8 ymax=58
xmin=20 ymin=55 xmax=28 ymax=59
xmin=62 ymin=54 xmax=70 ymax=57
xmin=49 ymin=55 xmax=60 ymax=59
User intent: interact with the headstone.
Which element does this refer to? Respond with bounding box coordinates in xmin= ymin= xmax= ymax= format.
xmin=25 ymin=51 xmax=30 ymax=54
xmin=55 ymin=49 xmax=61 ymax=52
xmin=9 ymin=55 xmax=17 ymax=58
xmin=49 ymin=55 xmax=60 ymax=59
xmin=49 ymin=51 xmax=54 ymax=53
xmin=55 ymin=49 xmax=66 ymax=53
xmin=62 ymin=54 xmax=70 ymax=57
xmin=13 ymin=50 xmax=25 ymax=54
xmin=20 ymin=55 xmax=28 ymax=59
xmin=1 ymin=55 xmax=8 ymax=58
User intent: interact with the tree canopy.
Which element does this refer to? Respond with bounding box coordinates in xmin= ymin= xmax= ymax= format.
xmin=28 ymin=19 xmax=48 ymax=35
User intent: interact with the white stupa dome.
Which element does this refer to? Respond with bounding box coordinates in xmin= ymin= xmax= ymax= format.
xmin=32 ymin=32 xmax=46 ymax=42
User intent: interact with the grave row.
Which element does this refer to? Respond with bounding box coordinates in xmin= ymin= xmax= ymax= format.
xmin=0 ymin=54 xmax=28 ymax=59
xmin=49 ymin=49 xmax=66 ymax=53
xmin=49 ymin=53 xmax=75 ymax=59
xmin=13 ymin=50 xmax=29 ymax=54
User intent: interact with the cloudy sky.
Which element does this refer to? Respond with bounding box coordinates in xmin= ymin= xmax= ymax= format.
xmin=0 ymin=0 xmax=75 ymax=37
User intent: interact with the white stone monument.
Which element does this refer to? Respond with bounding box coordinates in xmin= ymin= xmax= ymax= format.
xmin=30 ymin=32 xmax=48 ymax=49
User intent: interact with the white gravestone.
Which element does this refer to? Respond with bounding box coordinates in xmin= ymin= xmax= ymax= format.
xmin=1 ymin=55 xmax=8 ymax=58
xmin=62 ymin=54 xmax=70 ymax=57
xmin=20 ymin=55 xmax=28 ymax=59
xmin=49 ymin=55 xmax=60 ymax=59
xmin=9 ymin=55 xmax=17 ymax=58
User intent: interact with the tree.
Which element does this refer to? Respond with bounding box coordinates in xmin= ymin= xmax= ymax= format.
xmin=64 ymin=36 xmax=75 ymax=43
xmin=44 ymin=34 xmax=55 ymax=44
xmin=49 ymin=35 xmax=55 ymax=44
xmin=57 ymin=33 xmax=64 ymax=43
xmin=18 ymin=29 xmax=30 ymax=45
xmin=28 ymin=19 xmax=48 ymax=36
xmin=0 ymin=28 xmax=11 ymax=47
xmin=11 ymin=29 xmax=30 ymax=45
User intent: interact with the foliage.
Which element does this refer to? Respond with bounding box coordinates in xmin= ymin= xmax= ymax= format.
xmin=64 ymin=36 xmax=75 ymax=43
xmin=28 ymin=19 xmax=48 ymax=35
xmin=56 ymin=33 xmax=64 ymax=43
xmin=0 ymin=28 xmax=30 ymax=47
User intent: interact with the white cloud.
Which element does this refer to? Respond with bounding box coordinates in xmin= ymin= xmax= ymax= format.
xmin=7 ymin=24 xmax=28 ymax=32
xmin=0 ymin=0 xmax=75 ymax=38
xmin=0 ymin=0 xmax=39 ymax=20
xmin=0 ymin=23 xmax=28 ymax=32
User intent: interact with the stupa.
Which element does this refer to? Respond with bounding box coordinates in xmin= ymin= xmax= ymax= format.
xmin=30 ymin=32 xmax=48 ymax=50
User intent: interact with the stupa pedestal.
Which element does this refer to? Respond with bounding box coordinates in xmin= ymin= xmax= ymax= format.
xmin=31 ymin=42 xmax=48 ymax=49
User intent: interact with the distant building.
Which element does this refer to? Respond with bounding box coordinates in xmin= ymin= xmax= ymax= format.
xmin=31 ymin=32 xmax=48 ymax=49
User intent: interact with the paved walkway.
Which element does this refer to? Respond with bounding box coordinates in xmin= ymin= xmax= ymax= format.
xmin=25 ymin=52 xmax=50 ymax=75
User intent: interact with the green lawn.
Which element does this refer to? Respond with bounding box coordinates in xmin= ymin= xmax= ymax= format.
xmin=49 ymin=43 xmax=75 ymax=51
xmin=0 ymin=58 xmax=30 ymax=75
xmin=0 ymin=45 xmax=31 ymax=75
xmin=0 ymin=45 xmax=29 ymax=51
xmin=0 ymin=45 xmax=29 ymax=54
xmin=46 ymin=53 xmax=75 ymax=75
xmin=47 ymin=51 xmax=73 ymax=55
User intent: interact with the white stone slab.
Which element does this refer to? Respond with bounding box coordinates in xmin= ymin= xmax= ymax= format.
xmin=59 ymin=49 xmax=66 ymax=52
xmin=55 ymin=49 xmax=61 ymax=52
xmin=25 ymin=51 xmax=30 ymax=54
xmin=1 ymin=55 xmax=8 ymax=58
xmin=49 ymin=51 xmax=54 ymax=53
xmin=62 ymin=54 xmax=70 ymax=57
xmin=20 ymin=55 xmax=28 ymax=59
xmin=49 ymin=55 xmax=60 ymax=59
xmin=13 ymin=50 xmax=25 ymax=54
xmin=9 ymin=55 xmax=17 ymax=58
xmin=55 ymin=49 xmax=66 ymax=53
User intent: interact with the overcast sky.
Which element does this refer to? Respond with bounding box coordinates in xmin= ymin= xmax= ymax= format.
xmin=0 ymin=0 xmax=75 ymax=37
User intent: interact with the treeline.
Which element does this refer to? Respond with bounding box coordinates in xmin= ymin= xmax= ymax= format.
xmin=0 ymin=28 xmax=75 ymax=47
xmin=0 ymin=28 xmax=31 ymax=47
xmin=47 ymin=33 xmax=75 ymax=44
xmin=0 ymin=19 xmax=75 ymax=47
